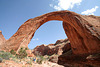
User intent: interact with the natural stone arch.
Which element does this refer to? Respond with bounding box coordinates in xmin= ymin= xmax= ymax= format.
xmin=1 ymin=10 xmax=100 ymax=55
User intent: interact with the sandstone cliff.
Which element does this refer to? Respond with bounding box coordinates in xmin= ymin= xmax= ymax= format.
xmin=0 ymin=10 xmax=100 ymax=55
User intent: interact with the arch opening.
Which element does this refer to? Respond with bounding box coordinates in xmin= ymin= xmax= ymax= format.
xmin=28 ymin=21 xmax=67 ymax=49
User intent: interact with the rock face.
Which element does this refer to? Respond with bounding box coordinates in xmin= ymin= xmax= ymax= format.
xmin=55 ymin=38 xmax=69 ymax=45
xmin=58 ymin=50 xmax=100 ymax=67
xmin=32 ymin=44 xmax=51 ymax=56
xmin=32 ymin=38 xmax=71 ymax=56
xmin=49 ymin=54 xmax=59 ymax=63
xmin=0 ymin=10 xmax=100 ymax=55
xmin=26 ymin=50 xmax=35 ymax=57
xmin=0 ymin=31 xmax=6 ymax=46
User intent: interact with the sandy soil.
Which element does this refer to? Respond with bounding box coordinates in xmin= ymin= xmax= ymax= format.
xmin=0 ymin=60 xmax=64 ymax=67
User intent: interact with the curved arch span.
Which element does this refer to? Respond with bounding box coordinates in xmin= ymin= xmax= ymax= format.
xmin=1 ymin=10 xmax=100 ymax=55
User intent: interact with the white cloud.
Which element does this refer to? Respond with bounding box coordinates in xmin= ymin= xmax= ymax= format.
xmin=33 ymin=38 xmax=39 ymax=41
xmin=50 ymin=0 xmax=82 ymax=10
xmin=81 ymin=6 xmax=99 ymax=15
xmin=49 ymin=4 xmax=53 ymax=7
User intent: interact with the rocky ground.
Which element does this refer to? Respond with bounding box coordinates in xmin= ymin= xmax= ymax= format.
xmin=0 ymin=48 xmax=63 ymax=67
xmin=0 ymin=60 xmax=63 ymax=67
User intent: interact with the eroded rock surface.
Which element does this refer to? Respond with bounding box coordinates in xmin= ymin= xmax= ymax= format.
xmin=58 ymin=51 xmax=100 ymax=67
xmin=32 ymin=38 xmax=71 ymax=56
xmin=0 ymin=31 xmax=6 ymax=46
xmin=0 ymin=10 xmax=100 ymax=55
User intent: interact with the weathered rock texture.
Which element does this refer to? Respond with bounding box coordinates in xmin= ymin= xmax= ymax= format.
xmin=58 ymin=50 xmax=100 ymax=67
xmin=32 ymin=38 xmax=71 ymax=56
xmin=32 ymin=44 xmax=51 ymax=56
xmin=0 ymin=10 xmax=100 ymax=55
xmin=0 ymin=31 xmax=6 ymax=46
xmin=26 ymin=50 xmax=35 ymax=57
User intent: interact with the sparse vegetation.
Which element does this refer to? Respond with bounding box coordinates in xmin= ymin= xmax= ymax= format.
xmin=27 ymin=61 xmax=32 ymax=65
xmin=16 ymin=47 xmax=28 ymax=59
xmin=10 ymin=49 xmax=16 ymax=55
xmin=0 ymin=57 xmax=2 ymax=63
xmin=36 ymin=56 xmax=44 ymax=64
xmin=36 ymin=55 xmax=51 ymax=64
xmin=33 ymin=51 xmax=45 ymax=64
xmin=0 ymin=47 xmax=29 ymax=64
xmin=0 ymin=51 xmax=14 ymax=60
xmin=0 ymin=49 xmax=34 ymax=67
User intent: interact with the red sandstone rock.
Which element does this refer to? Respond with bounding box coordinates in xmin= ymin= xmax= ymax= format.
xmin=55 ymin=38 xmax=69 ymax=45
xmin=0 ymin=10 xmax=100 ymax=55
xmin=32 ymin=39 xmax=71 ymax=56
xmin=0 ymin=31 xmax=6 ymax=46
xmin=26 ymin=50 xmax=35 ymax=57
xmin=49 ymin=54 xmax=59 ymax=63
xmin=32 ymin=44 xmax=50 ymax=56
xmin=55 ymin=39 xmax=65 ymax=45
xmin=48 ymin=44 xmax=55 ymax=46
xmin=58 ymin=51 xmax=100 ymax=67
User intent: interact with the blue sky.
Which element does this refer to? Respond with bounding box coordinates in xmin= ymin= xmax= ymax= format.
xmin=0 ymin=0 xmax=100 ymax=49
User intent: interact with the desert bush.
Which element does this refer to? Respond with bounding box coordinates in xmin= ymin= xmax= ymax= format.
xmin=36 ymin=59 xmax=42 ymax=64
xmin=0 ymin=51 xmax=4 ymax=53
xmin=36 ymin=55 xmax=46 ymax=64
xmin=27 ymin=61 xmax=32 ymax=65
xmin=16 ymin=47 xmax=27 ymax=59
xmin=0 ymin=57 xmax=2 ymax=63
xmin=0 ymin=51 xmax=13 ymax=60
xmin=10 ymin=49 xmax=16 ymax=55
xmin=25 ymin=47 xmax=29 ymax=50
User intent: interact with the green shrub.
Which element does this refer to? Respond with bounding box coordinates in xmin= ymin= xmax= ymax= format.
xmin=0 ymin=51 xmax=4 ymax=53
xmin=16 ymin=47 xmax=27 ymax=59
xmin=10 ymin=49 xmax=16 ymax=55
xmin=36 ymin=55 xmax=46 ymax=64
xmin=0 ymin=57 xmax=2 ymax=63
xmin=36 ymin=59 xmax=42 ymax=64
xmin=25 ymin=47 xmax=29 ymax=50
xmin=27 ymin=61 xmax=32 ymax=65
xmin=0 ymin=51 xmax=13 ymax=60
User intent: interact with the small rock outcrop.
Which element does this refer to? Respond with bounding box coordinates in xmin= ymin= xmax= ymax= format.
xmin=0 ymin=31 xmax=6 ymax=46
